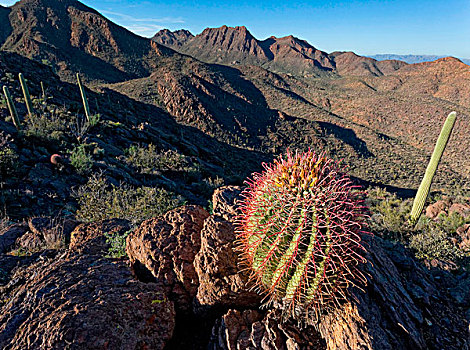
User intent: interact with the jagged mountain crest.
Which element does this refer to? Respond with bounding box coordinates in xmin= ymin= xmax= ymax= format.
xmin=153 ymin=26 xmax=410 ymax=77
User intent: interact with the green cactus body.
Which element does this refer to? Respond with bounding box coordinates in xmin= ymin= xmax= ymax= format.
xmin=3 ymin=86 xmax=21 ymax=130
xmin=237 ymin=150 xmax=368 ymax=319
xmin=18 ymin=73 xmax=34 ymax=118
xmin=77 ymin=73 xmax=91 ymax=122
xmin=409 ymin=112 xmax=457 ymax=225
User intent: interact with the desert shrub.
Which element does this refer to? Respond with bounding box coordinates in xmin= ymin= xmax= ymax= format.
xmin=125 ymin=144 xmax=191 ymax=174
xmin=70 ymin=144 xmax=93 ymax=175
xmin=367 ymin=187 xmax=469 ymax=266
xmin=409 ymin=226 xmax=465 ymax=262
xmin=105 ymin=229 xmax=131 ymax=258
xmin=24 ymin=109 xmax=68 ymax=141
xmin=75 ymin=174 xmax=184 ymax=224
xmin=366 ymin=187 xmax=413 ymax=239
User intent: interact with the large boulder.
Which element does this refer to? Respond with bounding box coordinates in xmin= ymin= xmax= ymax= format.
xmin=0 ymin=223 xmax=28 ymax=254
xmin=126 ymin=205 xmax=210 ymax=310
xmin=0 ymin=251 xmax=175 ymax=350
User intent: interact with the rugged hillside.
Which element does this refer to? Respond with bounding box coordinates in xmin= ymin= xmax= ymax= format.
xmin=330 ymin=51 xmax=407 ymax=76
xmin=0 ymin=0 xmax=175 ymax=82
xmin=1 ymin=0 xmax=469 ymax=219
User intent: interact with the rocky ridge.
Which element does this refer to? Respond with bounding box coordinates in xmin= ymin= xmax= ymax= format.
xmin=1 ymin=186 xmax=469 ymax=349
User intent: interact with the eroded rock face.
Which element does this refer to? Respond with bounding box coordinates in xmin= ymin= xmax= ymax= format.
xmin=126 ymin=205 xmax=209 ymax=310
xmin=195 ymin=214 xmax=261 ymax=308
xmin=210 ymin=309 xmax=325 ymax=350
xmin=317 ymin=235 xmax=470 ymax=350
xmin=0 ymin=251 xmax=175 ymax=350
xmin=195 ymin=186 xmax=261 ymax=308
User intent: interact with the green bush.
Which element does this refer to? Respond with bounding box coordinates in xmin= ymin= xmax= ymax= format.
xmin=125 ymin=144 xmax=191 ymax=174
xmin=105 ymin=229 xmax=131 ymax=258
xmin=409 ymin=226 xmax=465 ymax=262
xmin=24 ymin=108 xmax=68 ymax=141
xmin=70 ymin=144 xmax=93 ymax=175
xmin=0 ymin=132 xmax=18 ymax=179
xmin=367 ymin=187 xmax=469 ymax=266
xmin=366 ymin=187 xmax=413 ymax=239
xmin=75 ymin=174 xmax=184 ymax=224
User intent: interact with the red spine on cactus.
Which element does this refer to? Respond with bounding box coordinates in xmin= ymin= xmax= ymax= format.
xmin=236 ymin=149 xmax=369 ymax=320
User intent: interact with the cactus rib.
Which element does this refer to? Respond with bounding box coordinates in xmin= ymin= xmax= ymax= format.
xmin=409 ymin=111 xmax=457 ymax=225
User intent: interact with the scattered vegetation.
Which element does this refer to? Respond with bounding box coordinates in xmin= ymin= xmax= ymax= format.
xmin=367 ymin=187 xmax=470 ymax=267
xmin=74 ymin=173 xmax=184 ymax=224
xmin=125 ymin=144 xmax=190 ymax=174
xmin=0 ymin=132 xmax=18 ymax=179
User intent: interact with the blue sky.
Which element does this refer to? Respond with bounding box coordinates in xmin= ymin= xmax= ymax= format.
xmin=1 ymin=0 xmax=469 ymax=57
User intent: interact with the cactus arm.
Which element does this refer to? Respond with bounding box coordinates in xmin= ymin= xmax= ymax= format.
xmin=18 ymin=73 xmax=34 ymax=118
xmin=76 ymin=73 xmax=91 ymax=122
xmin=3 ymin=86 xmax=21 ymax=130
xmin=409 ymin=112 xmax=457 ymax=225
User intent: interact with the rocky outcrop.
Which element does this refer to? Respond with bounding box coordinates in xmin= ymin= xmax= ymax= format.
xmin=126 ymin=205 xmax=210 ymax=310
xmin=195 ymin=187 xmax=261 ymax=308
xmin=0 ymin=249 xmax=175 ymax=350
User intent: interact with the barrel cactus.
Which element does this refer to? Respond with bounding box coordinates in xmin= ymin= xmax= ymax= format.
xmin=237 ymin=149 xmax=369 ymax=320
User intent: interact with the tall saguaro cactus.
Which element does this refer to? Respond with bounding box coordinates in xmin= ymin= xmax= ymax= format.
xmin=409 ymin=111 xmax=457 ymax=225
xmin=76 ymin=73 xmax=91 ymax=122
xmin=3 ymin=86 xmax=21 ymax=130
xmin=18 ymin=73 xmax=34 ymax=118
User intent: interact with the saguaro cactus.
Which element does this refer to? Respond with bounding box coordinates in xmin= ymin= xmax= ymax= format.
xmin=76 ymin=73 xmax=91 ymax=122
xmin=409 ymin=111 xmax=457 ymax=225
xmin=237 ymin=150 xmax=368 ymax=320
xmin=18 ymin=73 xmax=34 ymax=118
xmin=3 ymin=86 xmax=21 ymax=130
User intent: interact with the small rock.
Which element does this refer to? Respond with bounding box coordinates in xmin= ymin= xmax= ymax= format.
xmin=425 ymin=200 xmax=451 ymax=220
xmin=212 ymin=185 xmax=243 ymax=221
xmin=0 ymin=223 xmax=28 ymax=254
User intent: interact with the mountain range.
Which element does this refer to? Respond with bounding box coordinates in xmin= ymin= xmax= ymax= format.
xmin=1 ymin=0 xmax=469 ymax=220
